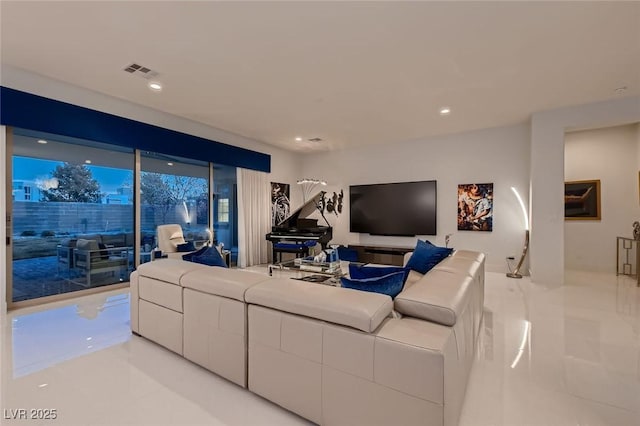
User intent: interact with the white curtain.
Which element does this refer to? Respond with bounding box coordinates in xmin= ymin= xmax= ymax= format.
xmin=237 ymin=168 xmax=271 ymax=268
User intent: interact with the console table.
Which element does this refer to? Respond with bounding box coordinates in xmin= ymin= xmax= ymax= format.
xmin=347 ymin=244 xmax=414 ymax=266
xmin=616 ymin=236 xmax=640 ymax=286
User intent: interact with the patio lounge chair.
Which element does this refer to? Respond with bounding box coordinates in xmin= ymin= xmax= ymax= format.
xmin=73 ymin=239 xmax=129 ymax=287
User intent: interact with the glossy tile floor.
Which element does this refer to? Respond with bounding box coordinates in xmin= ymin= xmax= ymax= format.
xmin=1 ymin=269 xmax=638 ymax=425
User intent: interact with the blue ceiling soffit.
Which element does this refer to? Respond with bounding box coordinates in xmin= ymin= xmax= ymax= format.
xmin=0 ymin=86 xmax=270 ymax=173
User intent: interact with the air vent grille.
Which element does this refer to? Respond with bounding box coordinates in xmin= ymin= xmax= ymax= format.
xmin=123 ymin=63 xmax=158 ymax=79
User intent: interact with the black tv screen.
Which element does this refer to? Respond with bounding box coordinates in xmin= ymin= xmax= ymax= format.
xmin=350 ymin=181 xmax=437 ymax=236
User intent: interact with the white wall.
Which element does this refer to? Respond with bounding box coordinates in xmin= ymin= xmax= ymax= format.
xmin=299 ymin=124 xmax=531 ymax=273
xmin=530 ymin=96 xmax=640 ymax=286
xmin=564 ymin=124 xmax=640 ymax=272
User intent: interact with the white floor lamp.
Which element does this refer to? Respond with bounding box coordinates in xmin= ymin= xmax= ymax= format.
xmin=297 ymin=178 xmax=327 ymax=202
xmin=507 ymin=186 xmax=530 ymax=279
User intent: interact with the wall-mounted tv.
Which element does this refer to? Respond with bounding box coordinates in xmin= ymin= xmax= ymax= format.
xmin=350 ymin=180 xmax=437 ymax=236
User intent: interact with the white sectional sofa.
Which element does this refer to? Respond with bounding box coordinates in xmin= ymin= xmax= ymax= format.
xmin=129 ymin=250 xmax=485 ymax=426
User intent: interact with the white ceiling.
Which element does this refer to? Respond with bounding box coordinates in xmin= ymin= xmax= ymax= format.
xmin=1 ymin=1 xmax=639 ymax=152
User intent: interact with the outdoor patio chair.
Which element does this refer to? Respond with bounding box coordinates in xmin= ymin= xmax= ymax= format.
xmin=73 ymin=238 xmax=129 ymax=287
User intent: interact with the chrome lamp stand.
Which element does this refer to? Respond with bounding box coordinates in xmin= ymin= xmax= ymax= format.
xmin=507 ymin=230 xmax=529 ymax=279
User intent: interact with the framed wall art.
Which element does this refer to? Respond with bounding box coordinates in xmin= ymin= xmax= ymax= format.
xmin=458 ymin=183 xmax=493 ymax=232
xmin=271 ymin=182 xmax=290 ymax=225
xmin=564 ymin=179 xmax=601 ymax=220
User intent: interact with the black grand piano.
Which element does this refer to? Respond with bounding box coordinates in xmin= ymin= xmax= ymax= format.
xmin=265 ymin=192 xmax=333 ymax=262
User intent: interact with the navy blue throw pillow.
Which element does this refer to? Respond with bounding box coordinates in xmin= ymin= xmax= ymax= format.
xmin=177 ymin=241 xmax=196 ymax=252
xmin=190 ymin=246 xmax=228 ymax=268
xmin=348 ymin=264 xmax=410 ymax=284
xmin=405 ymin=240 xmax=453 ymax=274
xmin=182 ymin=245 xmax=208 ymax=262
xmin=337 ymin=246 xmax=359 ymax=262
xmin=97 ymin=242 xmax=109 ymax=260
xmin=340 ymin=271 xmax=406 ymax=298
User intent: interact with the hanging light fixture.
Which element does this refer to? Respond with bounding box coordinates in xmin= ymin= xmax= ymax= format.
xmin=297 ymin=178 xmax=327 ymax=202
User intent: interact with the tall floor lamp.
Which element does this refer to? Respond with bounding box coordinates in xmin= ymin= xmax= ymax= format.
xmin=507 ymin=186 xmax=530 ymax=279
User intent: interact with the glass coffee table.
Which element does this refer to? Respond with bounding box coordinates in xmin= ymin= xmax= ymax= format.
xmin=268 ymin=258 xmax=348 ymax=285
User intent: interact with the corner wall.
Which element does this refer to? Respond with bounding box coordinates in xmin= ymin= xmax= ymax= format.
xmin=530 ymin=96 xmax=640 ymax=285
xmin=299 ymin=124 xmax=531 ymax=273
xmin=564 ymin=124 xmax=640 ymax=272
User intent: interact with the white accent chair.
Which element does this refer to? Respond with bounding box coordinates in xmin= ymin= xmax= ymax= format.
xmin=156 ymin=224 xmax=190 ymax=260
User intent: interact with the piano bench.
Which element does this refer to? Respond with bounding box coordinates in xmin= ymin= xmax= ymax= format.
xmin=272 ymin=241 xmax=316 ymax=263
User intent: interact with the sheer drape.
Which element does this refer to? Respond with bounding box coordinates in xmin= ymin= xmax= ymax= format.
xmin=237 ymin=168 xmax=271 ymax=268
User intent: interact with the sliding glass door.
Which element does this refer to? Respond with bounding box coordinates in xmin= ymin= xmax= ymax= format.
xmin=10 ymin=129 xmax=133 ymax=304
xmin=139 ymin=152 xmax=209 ymax=265
xmin=6 ymin=129 xmax=240 ymax=307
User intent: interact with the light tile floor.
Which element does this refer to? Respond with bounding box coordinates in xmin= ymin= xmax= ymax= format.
xmin=0 ymin=269 xmax=638 ymax=425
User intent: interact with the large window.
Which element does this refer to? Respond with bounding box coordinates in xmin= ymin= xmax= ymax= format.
xmin=10 ymin=129 xmax=134 ymax=304
xmin=140 ymin=152 xmax=209 ymax=265
xmin=7 ymin=130 xmax=240 ymax=307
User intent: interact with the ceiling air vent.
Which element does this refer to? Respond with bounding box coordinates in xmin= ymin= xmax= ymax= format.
xmin=123 ymin=63 xmax=159 ymax=79
xmin=308 ymin=138 xmax=323 ymax=143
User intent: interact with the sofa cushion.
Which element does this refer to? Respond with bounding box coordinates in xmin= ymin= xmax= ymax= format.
xmin=101 ymin=233 xmax=126 ymax=247
xmin=394 ymin=269 xmax=473 ymax=326
xmin=405 ymin=240 xmax=452 ymax=274
xmin=59 ymin=238 xmax=77 ymax=248
xmin=340 ymin=271 xmax=406 ymax=298
xmin=76 ymin=238 xmax=101 ymax=262
xmin=246 ymin=278 xmax=393 ymax=333
xmin=136 ymin=258 xmax=208 ymax=285
xmin=181 ymin=268 xmax=271 ymax=302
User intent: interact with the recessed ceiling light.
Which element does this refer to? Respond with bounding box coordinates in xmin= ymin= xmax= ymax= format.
xmin=37 ymin=139 xmax=48 ymax=144
xmin=148 ymin=82 xmax=162 ymax=92
xmin=439 ymin=107 xmax=451 ymax=115
xmin=295 ymin=137 xmax=302 ymax=142
xmin=85 ymin=160 xmax=92 ymax=164
xmin=167 ymin=162 xmax=174 ymax=166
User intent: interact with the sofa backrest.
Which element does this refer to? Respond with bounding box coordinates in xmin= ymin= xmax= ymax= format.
xmin=246 ymin=278 xmax=393 ymax=333
xmin=395 ymin=250 xmax=484 ymax=326
xmin=157 ymin=224 xmax=186 ymax=253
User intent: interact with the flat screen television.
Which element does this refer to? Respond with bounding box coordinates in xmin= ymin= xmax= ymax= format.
xmin=349 ymin=180 xmax=437 ymax=236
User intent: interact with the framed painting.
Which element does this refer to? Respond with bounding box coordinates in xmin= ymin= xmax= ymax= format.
xmin=564 ymin=179 xmax=601 ymax=220
xmin=271 ymin=182 xmax=290 ymax=225
xmin=457 ymin=183 xmax=493 ymax=231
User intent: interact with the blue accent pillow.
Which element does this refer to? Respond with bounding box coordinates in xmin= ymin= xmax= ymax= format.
xmin=189 ymin=246 xmax=228 ymax=268
xmin=337 ymin=246 xmax=359 ymax=262
xmin=340 ymin=271 xmax=405 ymax=298
xmin=405 ymin=240 xmax=453 ymax=274
xmin=182 ymin=245 xmax=209 ymax=262
xmin=348 ymin=264 xmax=410 ymax=284
xmin=177 ymin=241 xmax=196 ymax=252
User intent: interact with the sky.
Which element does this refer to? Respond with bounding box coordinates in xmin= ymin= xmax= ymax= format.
xmin=13 ymin=157 xmax=131 ymax=194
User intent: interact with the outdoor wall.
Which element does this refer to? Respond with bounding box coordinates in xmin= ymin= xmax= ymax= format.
xmin=299 ymin=124 xmax=531 ymax=274
xmin=565 ymin=124 xmax=640 ymax=273
xmin=11 ymin=201 xmax=212 ymax=237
